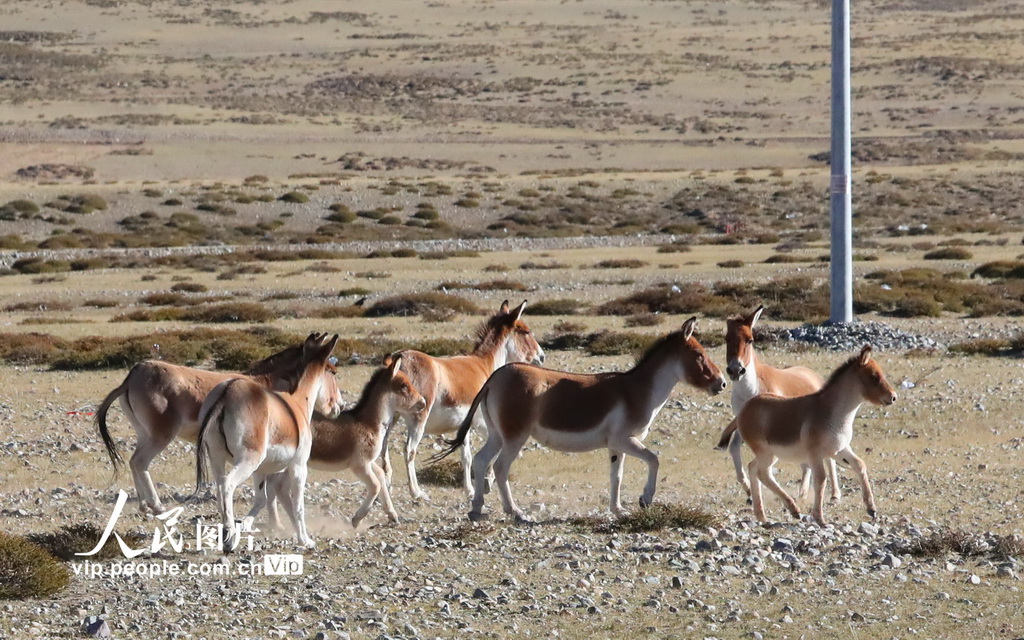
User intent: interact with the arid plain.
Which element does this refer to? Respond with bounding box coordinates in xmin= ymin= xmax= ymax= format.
xmin=1 ymin=0 xmax=1024 ymax=638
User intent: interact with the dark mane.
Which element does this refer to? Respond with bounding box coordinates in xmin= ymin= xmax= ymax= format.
xmin=471 ymin=314 xmax=507 ymax=354
xmin=348 ymin=366 xmax=391 ymax=417
xmin=631 ymin=331 xmax=681 ymax=370
xmin=824 ymin=353 xmax=862 ymax=387
xmin=247 ymin=345 xmax=301 ymax=376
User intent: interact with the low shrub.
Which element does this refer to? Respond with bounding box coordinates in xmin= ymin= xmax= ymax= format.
xmin=0 ymin=533 xmax=70 ymax=599
xmin=418 ymin=459 xmax=462 ymax=487
xmin=924 ymin=247 xmax=973 ymax=260
xmin=972 ymin=261 xmax=1024 ymax=279
xmin=586 ymin=331 xmax=657 ymax=357
xmin=171 ymin=282 xmax=209 ymax=293
xmin=366 ymin=293 xmax=480 ymax=318
xmin=439 ymin=279 xmax=529 ymax=292
xmin=570 ymin=503 xmax=720 ymax=534
xmin=520 ymin=261 xmax=568 ymax=270
xmin=28 ymin=524 xmax=146 ymax=562
xmin=592 ymin=259 xmax=648 ymax=269
xmin=717 ymin=260 xmax=745 ymax=268
xmin=625 ymin=313 xmax=662 ymax=327
xmin=528 ymin=299 xmax=585 ymax=316
xmin=279 ymin=192 xmax=309 ymax=203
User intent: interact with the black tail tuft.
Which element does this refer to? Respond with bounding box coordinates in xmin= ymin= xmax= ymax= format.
xmin=95 ymin=375 xmax=131 ymax=474
xmin=428 ymin=385 xmax=488 ymax=465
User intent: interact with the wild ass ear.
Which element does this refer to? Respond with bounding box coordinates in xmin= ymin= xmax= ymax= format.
xmin=302 ymin=332 xmax=321 ymax=357
xmin=499 ymin=300 xmax=510 ymax=314
xmin=509 ymin=300 xmax=527 ymax=323
xmin=681 ymin=316 xmax=697 ymax=341
xmin=387 ymin=354 xmax=403 ymax=378
xmin=319 ymin=334 xmax=339 ymax=360
xmin=858 ymin=344 xmax=873 ymax=365
xmin=747 ymin=305 xmax=765 ymax=328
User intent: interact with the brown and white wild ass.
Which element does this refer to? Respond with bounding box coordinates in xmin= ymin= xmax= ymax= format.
xmin=436 ymin=318 xmax=727 ymax=524
xmin=96 ymin=336 xmax=343 ymax=515
xmin=724 ymin=305 xmax=840 ymax=503
xmin=382 ymin=300 xmax=544 ymax=502
xmin=260 ymin=356 xmax=427 ymax=530
xmin=716 ymin=345 xmax=897 ymax=526
xmin=195 ymin=334 xmax=339 ymax=550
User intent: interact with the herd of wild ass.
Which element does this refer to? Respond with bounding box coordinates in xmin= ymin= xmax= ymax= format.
xmin=95 ymin=301 xmax=897 ymax=551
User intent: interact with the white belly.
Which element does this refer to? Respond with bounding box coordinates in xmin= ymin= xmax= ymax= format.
xmin=423 ymin=403 xmax=470 ymax=435
xmin=532 ymin=425 xmax=607 ymax=453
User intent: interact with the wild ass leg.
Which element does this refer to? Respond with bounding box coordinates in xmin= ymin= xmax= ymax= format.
xmin=728 ymin=432 xmax=752 ymax=503
xmin=838 ymin=447 xmax=876 ymax=519
xmin=371 ymin=462 xmax=400 ymax=525
xmin=608 ymin=449 xmax=627 ymax=517
xmin=810 ymin=459 xmax=829 ymax=526
xmin=827 ymin=459 xmax=842 ymax=503
xmin=351 ymin=462 xmax=383 ymax=530
xmin=468 ymin=427 xmax=502 ymax=522
xmin=218 ymin=452 xmax=262 ymax=552
xmin=380 ymin=416 xmax=397 ymax=488
xmin=125 ymin=409 xmax=175 ymax=514
xmin=460 ymin=419 xmax=476 ymax=500
xmin=279 ymin=465 xmax=314 ymax=548
xmin=754 ymin=458 xmax=800 ymax=520
xmin=493 ymin=437 xmax=529 ymax=524
xmin=615 ymin=436 xmax=659 ymax=508
xmin=241 ymin=473 xmax=270 ymax=532
xmin=748 ymin=459 xmax=766 ymax=522
xmin=265 ymin=475 xmax=286 ymax=532
xmin=404 ymin=405 xmax=433 ymax=502
xmin=798 ymin=464 xmax=812 ymax=501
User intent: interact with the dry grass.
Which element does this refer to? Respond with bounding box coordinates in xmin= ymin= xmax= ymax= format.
xmin=569 ymin=504 xmax=720 ymax=534
xmin=418 ymin=459 xmax=463 ymax=488
xmin=0 ymin=533 xmax=70 ymax=600
xmin=28 ymin=524 xmax=147 ymax=562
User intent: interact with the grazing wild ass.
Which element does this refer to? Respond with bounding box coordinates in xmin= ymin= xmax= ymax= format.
xmin=382 ymin=300 xmax=544 ymax=502
xmin=96 ymin=336 xmax=343 ymax=515
xmin=716 ymin=345 xmax=897 ymax=526
xmin=435 ymin=318 xmax=727 ymax=524
xmin=261 ymin=357 xmax=427 ymax=530
xmin=724 ymin=305 xmax=840 ymax=503
xmin=195 ymin=334 xmax=339 ymax=551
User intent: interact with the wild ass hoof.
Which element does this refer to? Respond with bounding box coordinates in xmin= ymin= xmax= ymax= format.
xmin=302 ymin=538 xmax=316 ymax=549
xmin=351 ymin=517 xmax=363 ymax=530
xmin=830 ymin=494 xmax=842 ymax=505
xmin=868 ymin=509 xmax=877 ymax=520
xmin=638 ymin=496 xmax=653 ymax=509
xmin=412 ymin=491 xmax=431 ymax=503
xmin=512 ymin=514 xmax=534 ymax=526
xmin=467 ymin=510 xmax=488 ymax=522
xmin=482 ymin=478 xmax=492 ymax=494
xmin=745 ymin=497 xmax=753 ymax=506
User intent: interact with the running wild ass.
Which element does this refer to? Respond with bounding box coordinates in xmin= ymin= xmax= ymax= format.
xmin=716 ymin=345 xmax=897 ymax=526
xmin=436 ymin=318 xmax=727 ymax=524
xmin=261 ymin=357 xmax=426 ymax=530
xmin=382 ymin=300 xmax=544 ymax=502
xmin=96 ymin=336 xmax=343 ymax=515
xmin=724 ymin=305 xmax=840 ymax=503
xmin=195 ymin=334 xmax=339 ymax=551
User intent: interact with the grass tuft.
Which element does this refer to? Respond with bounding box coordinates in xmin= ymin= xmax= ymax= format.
xmin=28 ymin=524 xmax=147 ymax=561
xmin=0 ymin=532 xmax=70 ymax=599
xmin=418 ymin=459 xmax=462 ymax=487
xmin=570 ymin=504 xmax=720 ymax=534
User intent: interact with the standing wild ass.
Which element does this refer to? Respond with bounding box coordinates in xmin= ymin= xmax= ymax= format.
xmin=195 ymin=333 xmax=339 ymax=551
xmin=435 ymin=318 xmax=727 ymax=524
xmin=382 ymin=300 xmax=544 ymax=501
xmin=261 ymin=356 xmax=427 ymax=530
xmin=724 ymin=305 xmax=840 ymax=503
xmin=716 ymin=345 xmax=897 ymax=525
xmin=96 ymin=336 xmax=343 ymax=514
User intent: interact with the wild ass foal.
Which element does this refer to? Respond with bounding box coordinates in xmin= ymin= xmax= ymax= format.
xmin=382 ymin=300 xmax=544 ymax=501
xmin=261 ymin=357 xmax=426 ymax=530
xmin=724 ymin=305 xmax=840 ymax=503
xmin=436 ymin=318 xmax=727 ymax=524
xmin=95 ymin=335 xmax=343 ymax=514
xmin=195 ymin=334 xmax=340 ymax=551
xmin=716 ymin=345 xmax=897 ymax=526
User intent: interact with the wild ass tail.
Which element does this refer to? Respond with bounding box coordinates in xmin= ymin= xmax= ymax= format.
xmin=192 ymin=380 xmax=233 ymax=499
xmin=715 ymin=418 xmax=739 ymax=451
xmin=95 ymin=370 xmax=133 ymax=473
xmin=429 ymin=385 xmax=489 ymax=464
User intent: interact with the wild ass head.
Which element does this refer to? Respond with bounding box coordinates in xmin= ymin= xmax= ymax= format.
xmin=250 ymin=333 xmax=343 ymax=416
xmin=677 ymin=317 xmax=728 ymax=396
xmin=725 ymin=304 xmax=764 ymax=382
xmin=474 ymin=300 xmax=545 ymax=367
xmin=851 ymin=345 xmax=898 ymax=407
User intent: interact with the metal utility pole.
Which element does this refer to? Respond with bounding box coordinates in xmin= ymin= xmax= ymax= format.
xmin=829 ymin=0 xmax=853 ymax=324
